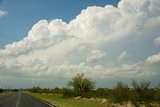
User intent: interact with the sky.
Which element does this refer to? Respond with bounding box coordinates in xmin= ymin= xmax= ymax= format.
xmin=0 ymin=0 xmax=119 ymax=48
xmin=0 ymin=0 xmax=160 ymax=88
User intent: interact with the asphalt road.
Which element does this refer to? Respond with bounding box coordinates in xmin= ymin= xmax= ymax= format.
xmin=0 ymin=92 xmax=54 ymax=107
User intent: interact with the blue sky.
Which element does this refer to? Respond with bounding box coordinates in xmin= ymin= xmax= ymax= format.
xmin=0 ymin=0 xmax=160 ymax=88
xmin=0 ymin=0 xmax=119 ymax=48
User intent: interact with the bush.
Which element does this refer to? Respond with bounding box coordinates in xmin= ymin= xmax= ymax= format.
xmin=155 ymin=88 xmax=160 ymax=101
xmin=63 ymin=88 xmax=76 ymax=97
xmin=111 ymin=82 xmax=130 ymax=102
xmin=0 ymin=88 xmax=4 ymax=93
xmin=131 ymin=80 xmax=155 ymax=102
xmin=29 ymin=86 xmax=42 ymax=93
xmin=51 ymin=87 xmax=64 ymax=94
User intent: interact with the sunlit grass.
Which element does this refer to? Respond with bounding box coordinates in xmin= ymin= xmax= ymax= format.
xmin=28 ymin=93 xmax=111 ymax=107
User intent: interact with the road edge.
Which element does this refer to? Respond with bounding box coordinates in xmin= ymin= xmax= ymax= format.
xmin=25 ymin=92 xmax=57 ymax=107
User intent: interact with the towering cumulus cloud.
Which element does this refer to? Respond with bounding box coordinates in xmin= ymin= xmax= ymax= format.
xmin=0 ymin=0 xmax=160 ymax=87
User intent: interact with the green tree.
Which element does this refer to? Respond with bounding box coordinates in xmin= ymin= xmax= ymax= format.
xmin=112 ymin=82 xmax=129 ymax=102
xmin=67 ymin=73 xmax=95 ymax=96
xmin=132 ymin=80 xmax=151 ymax=90
xmin=30 ymin=86 xmax=41 ymax=93
xmin=131 ymin=80 xmax=154 ymax=102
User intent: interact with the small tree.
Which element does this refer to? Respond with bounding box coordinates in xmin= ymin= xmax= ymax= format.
xmin=131 ymin=80 xmax=154 ymax=102
xmin=67 ymin=73 xmax=95 ymax=96
xmin=30 ymin=86 xmax=41 ymax=93
xmin=112 ymin=82 xmax=129 ymax=102
xmin=132 ymin=80 xmax=151 ymax=90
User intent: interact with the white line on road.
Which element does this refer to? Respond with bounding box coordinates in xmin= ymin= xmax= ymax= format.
xmin=16 ymin=93 xmax=21 ymax=107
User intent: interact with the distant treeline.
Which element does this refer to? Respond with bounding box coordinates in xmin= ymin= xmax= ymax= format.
xmin=0 ymin=88 xmax=19 ymax=92
xmin=28 ymin=73 xmax=160 ymax=104
xmin=0 ymin=88 xmax=4 ymax=93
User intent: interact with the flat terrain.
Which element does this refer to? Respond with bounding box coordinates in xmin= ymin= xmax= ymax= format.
xmin=29 ymin=93 xmax=110 ymax=107
xmin=0 ymin=92 xmax=54 ymax=107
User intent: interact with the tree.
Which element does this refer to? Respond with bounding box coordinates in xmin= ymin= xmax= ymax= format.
xmin=132 ymin=80 xmax=151 ymax=90
xmin=115 ymin=82 xmax=128 ymax=90
xmin=113 ymin=82 xmax=129 ymax=102
xmin=67 ymin=73 xmax=95 ymax=96
xmin=131 ymin=80 xmax=154 ymax=102
xmin=30 ymin=86 xmax=41 ymax=93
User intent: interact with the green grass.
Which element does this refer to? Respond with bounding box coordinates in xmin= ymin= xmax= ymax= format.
xmin=28 ymin=92 xmax=111 ymax=107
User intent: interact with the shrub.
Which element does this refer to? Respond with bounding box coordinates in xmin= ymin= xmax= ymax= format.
xmin=131 ymin=80 xmax=155 ymax=102
xmin=29 ymin=86 xmax=42 ymax=93
xmin=0 ymin=88 xmax=4 ymax=93
xmin=63 ymin=88 xmax=76 ymax=97
xmin=112 ymin=82 xmax=130 ymax=102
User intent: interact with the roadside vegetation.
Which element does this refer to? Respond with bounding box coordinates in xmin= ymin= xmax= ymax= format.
xmin=28 ymin=73 xmax=160 ymax=106
xmin=28 ymin=92 xmax=110 ymax=107
xmin=0 ymin=88 xmax=4 ymax=93
xmin=0 ymin=88 xmax=19 ymax=93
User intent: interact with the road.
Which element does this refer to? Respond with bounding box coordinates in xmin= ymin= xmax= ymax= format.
xmin=0 ymin=92 xmax=54 ymax=107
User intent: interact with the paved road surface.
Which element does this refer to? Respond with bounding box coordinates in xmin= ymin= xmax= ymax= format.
xmin=0 ymin=92 xmax=54 ymax=107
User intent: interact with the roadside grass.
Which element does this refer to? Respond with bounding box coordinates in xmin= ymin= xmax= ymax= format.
xmin=28 ymin=92 xmax=111 ymax=107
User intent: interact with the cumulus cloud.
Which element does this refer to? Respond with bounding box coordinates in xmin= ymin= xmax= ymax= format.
xmin=154 ymin=36 xmax=160 ymax=46
xmin=122 ymin=63 xmax=141 ymax=73
xmin=0 ymin=0 xmax=160 ymax=87
xmin=86 ymin=50 xmax=106 ymax=63
xmin=0 ymin=10 xmax=8 ymax=17
xmin=145 ymin=53 xmax=160 ymax=64
xmin=117 ymin=51 xmax=131 ymax=62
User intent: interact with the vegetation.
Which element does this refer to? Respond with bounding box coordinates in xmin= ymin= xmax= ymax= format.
xmin=28 ymin=73 xmax=160 ymax=106
xmin=28 ymin=92 xmax=110 ymax=107
xmin=0 ymin=88 xmax=4 ymax=93
xmin=111 ymin=82 xmax=130 ymax=102
xmin=131 ymin=80 xmax=154 ymax=102
xmin=67 ymin=73 xmax=95 ymax=97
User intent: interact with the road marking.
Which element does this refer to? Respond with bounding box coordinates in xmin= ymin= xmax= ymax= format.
xmin=16 ymin=93 xmax=21 ymax=107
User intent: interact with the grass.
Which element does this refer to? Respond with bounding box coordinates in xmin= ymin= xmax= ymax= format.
xmin=27 ymin=92 xmax=111 ymax=107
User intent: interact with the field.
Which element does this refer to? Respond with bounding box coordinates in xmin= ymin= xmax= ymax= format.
xmin=28 ymin=93 xmax=111 ymax=107
xmin=27 ymin=79 xmax=160 ymax=107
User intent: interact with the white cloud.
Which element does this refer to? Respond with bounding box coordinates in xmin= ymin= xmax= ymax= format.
xmin=145 ymin=53 xmax=160 ymax=64
xmin=86 ymin=50 xmax=106 ymax=63
xmin=117 ymin=51 xmax=131 ymax=62
xmin=122 ymin=63 xmax=140 ymax=73
xmin=0 ymin=10 xmax=8 ymax=17
xmin=154 ymin=36 xmax=160 ymax=46
xmin=0 ymin=0 xmax=160 ymax=87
